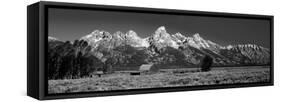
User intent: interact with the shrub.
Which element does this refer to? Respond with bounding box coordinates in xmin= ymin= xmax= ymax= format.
xmin=200 ymin=55 xmax=213 ymax=72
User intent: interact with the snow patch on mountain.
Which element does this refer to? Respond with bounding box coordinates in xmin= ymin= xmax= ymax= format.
xmin=48 ymin=36 xmax=59 ymax=42
xmin=150 ymin=26 xmax=179 ymax=49
xmin=125 ymin=30 xmax=150 ymax=47
xmin=171 ymin=32 xmax=188 ymax=44
xmin=81 ymin=30 xmax=112 ymax=43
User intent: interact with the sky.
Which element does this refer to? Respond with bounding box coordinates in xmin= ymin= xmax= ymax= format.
xmin=48 ymin=8 xmax=271 ymax=48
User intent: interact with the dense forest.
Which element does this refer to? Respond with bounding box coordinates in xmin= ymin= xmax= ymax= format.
xmin=48 ymin=40 xmax=101 ymax=79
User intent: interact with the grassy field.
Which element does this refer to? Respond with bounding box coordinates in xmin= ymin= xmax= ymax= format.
xmin=48 ymin=66 xmax=270 ymax=94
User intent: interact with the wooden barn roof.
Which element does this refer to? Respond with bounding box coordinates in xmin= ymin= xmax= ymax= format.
xmin=139 ymin=64 xmax=153 ymax=71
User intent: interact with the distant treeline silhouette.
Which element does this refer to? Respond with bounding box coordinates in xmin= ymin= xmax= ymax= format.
xmin=48 ymin=40 xmax=105 ymax=79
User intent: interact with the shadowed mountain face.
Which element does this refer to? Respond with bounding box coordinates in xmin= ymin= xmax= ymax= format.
xmin=49 ymin=26 xmax=270 ymax=67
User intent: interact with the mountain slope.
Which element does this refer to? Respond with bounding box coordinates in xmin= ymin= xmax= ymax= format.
xmin=49 ymin=26 xmax=270 ymax=67
xmin=149 ymin=26 xmax=179 ymax=49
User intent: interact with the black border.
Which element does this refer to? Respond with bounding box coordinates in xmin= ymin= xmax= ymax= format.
xmin=37 ymin=1 xmax=273 ymax=100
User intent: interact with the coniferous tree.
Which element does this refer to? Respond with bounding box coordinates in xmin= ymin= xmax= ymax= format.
xmin=200 ymin=55 xmax=213 ymax=72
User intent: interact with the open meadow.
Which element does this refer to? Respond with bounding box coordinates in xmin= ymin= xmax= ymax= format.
xmin=48 ymin=66 xmax=270 ymax=94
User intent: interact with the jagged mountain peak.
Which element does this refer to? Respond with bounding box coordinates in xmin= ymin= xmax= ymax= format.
xmin=239 ymin=44 xmax=266 ymax=50
xmin=181 ymin=33 xmax=223 ymax=53
xmin=153 ymin=26 xmax=171 ymax=38
xmin=154 ymin=26 xmax=169 ymax=37
xmin=174 ymin=32 xmax=184 ymax=37
xmin=125 ymin=30 xmax=149 ymax=48
xmin=48 ymin=36 xmax=59 ymax=42
xmin=90 ymin=30 xmax=110 ymax=36
xmin=91 ymin=30 xmax=100 ymax=33
xmin=127 ymin=30 xmax=136 ymax=34
xmin=112 ymin=31 xmax=125 ymax=40
xmin=185 ymin=33 xmax=208 ymax=49
xmin=78 ymin=30 xmax=113 ymax=50
xmin=113 ymin=31 xmax=124 ymax=36
xmin=193 ymin=33 xmax=203 ymax=40
xmin=221 ymin=43 xmax=270 ymax=65
xmin=244 ymin=44 xmax=259 ymax=48
xmin=149 ymin=26 xmax=179 ymax=49
xmin=156 ymin=26 xmax=166 ymax=32
xmin=81 ymin=30 xmax=112 ymax=41
xmin=126 ymin=30 xmax=138 ymax=37
xmin=91 ymin=30 xmax=111 ymax=36
xmin=225 ymin=44 xmax=270 ymax=53
xmin=172 ymin=32 xmax=188 ymax=43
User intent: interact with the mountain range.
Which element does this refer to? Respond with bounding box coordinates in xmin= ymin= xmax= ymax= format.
xmin=48 ymin=26 xmax=270 ymax=67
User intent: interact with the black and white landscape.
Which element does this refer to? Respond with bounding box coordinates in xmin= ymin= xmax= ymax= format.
xmin=47 ymin=8 xmax=271 ymax=94
xmin=48 ymin=26 xmax=270 ymax=93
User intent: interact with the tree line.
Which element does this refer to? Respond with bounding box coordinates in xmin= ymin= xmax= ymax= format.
xmin=48 ymin=40 xmax=106 ymax=79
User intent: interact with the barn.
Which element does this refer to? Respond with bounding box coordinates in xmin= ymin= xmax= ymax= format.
xmin=139 ymin=64 xmax=152 ymax=71
xmin=139 ymin=64 xmax=159 ymax=73
xmin=91 ymin=71 xmax=104 ymax=77
xmin=130 ymin=64 xmax=159 ymax=75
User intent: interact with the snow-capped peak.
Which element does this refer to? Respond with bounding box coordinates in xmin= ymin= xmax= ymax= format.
xmin=125 ymin=30 xmax=139 ymax=39
xmin=226 ymin=44 xmax=270 ymax=52
xmin=237 ymin=44 xmax=262 ymax=50
xmin=226 ymin=45 xmax=234 ymax=49
xmin=189 ymin=33 xmax=209 ymax=48
xmin=154 ymin=26 xmax=171 ymax=39
xmin=154 ymin=26 xmax=169 ymax=37
xmin=172 ymin=32 xmax=188 ymax=43
xmin=156 ymin=26 xmax=166 ymax=33
xmin=48 ymin=36 xmax=59 ymax=41
xmin=150 ymin=26 xmax=179 ymax=49
xmin=193 ymin=33 xmax=203 ymax=41
xmin=79 ymin=30 xmax=113 ymax=49
xmin=127 ymin=30 xmax=136 ymax=34
xmin=113 ymin=31 xmax=125 ymax=39
xmin=81 ymin=30 xmax=112 ymax=42
xmin=245 ymin=44 xmax=259 ymax=49
xmin=182 ymin=33 xmax=222 ymax=52
xmin=126 ymin=30 xmax=138 ymax=38
xmin=175 ymin=32 xmax=183 ymax=36
xmin=125 ymin=30 xmax=149 ymax=48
